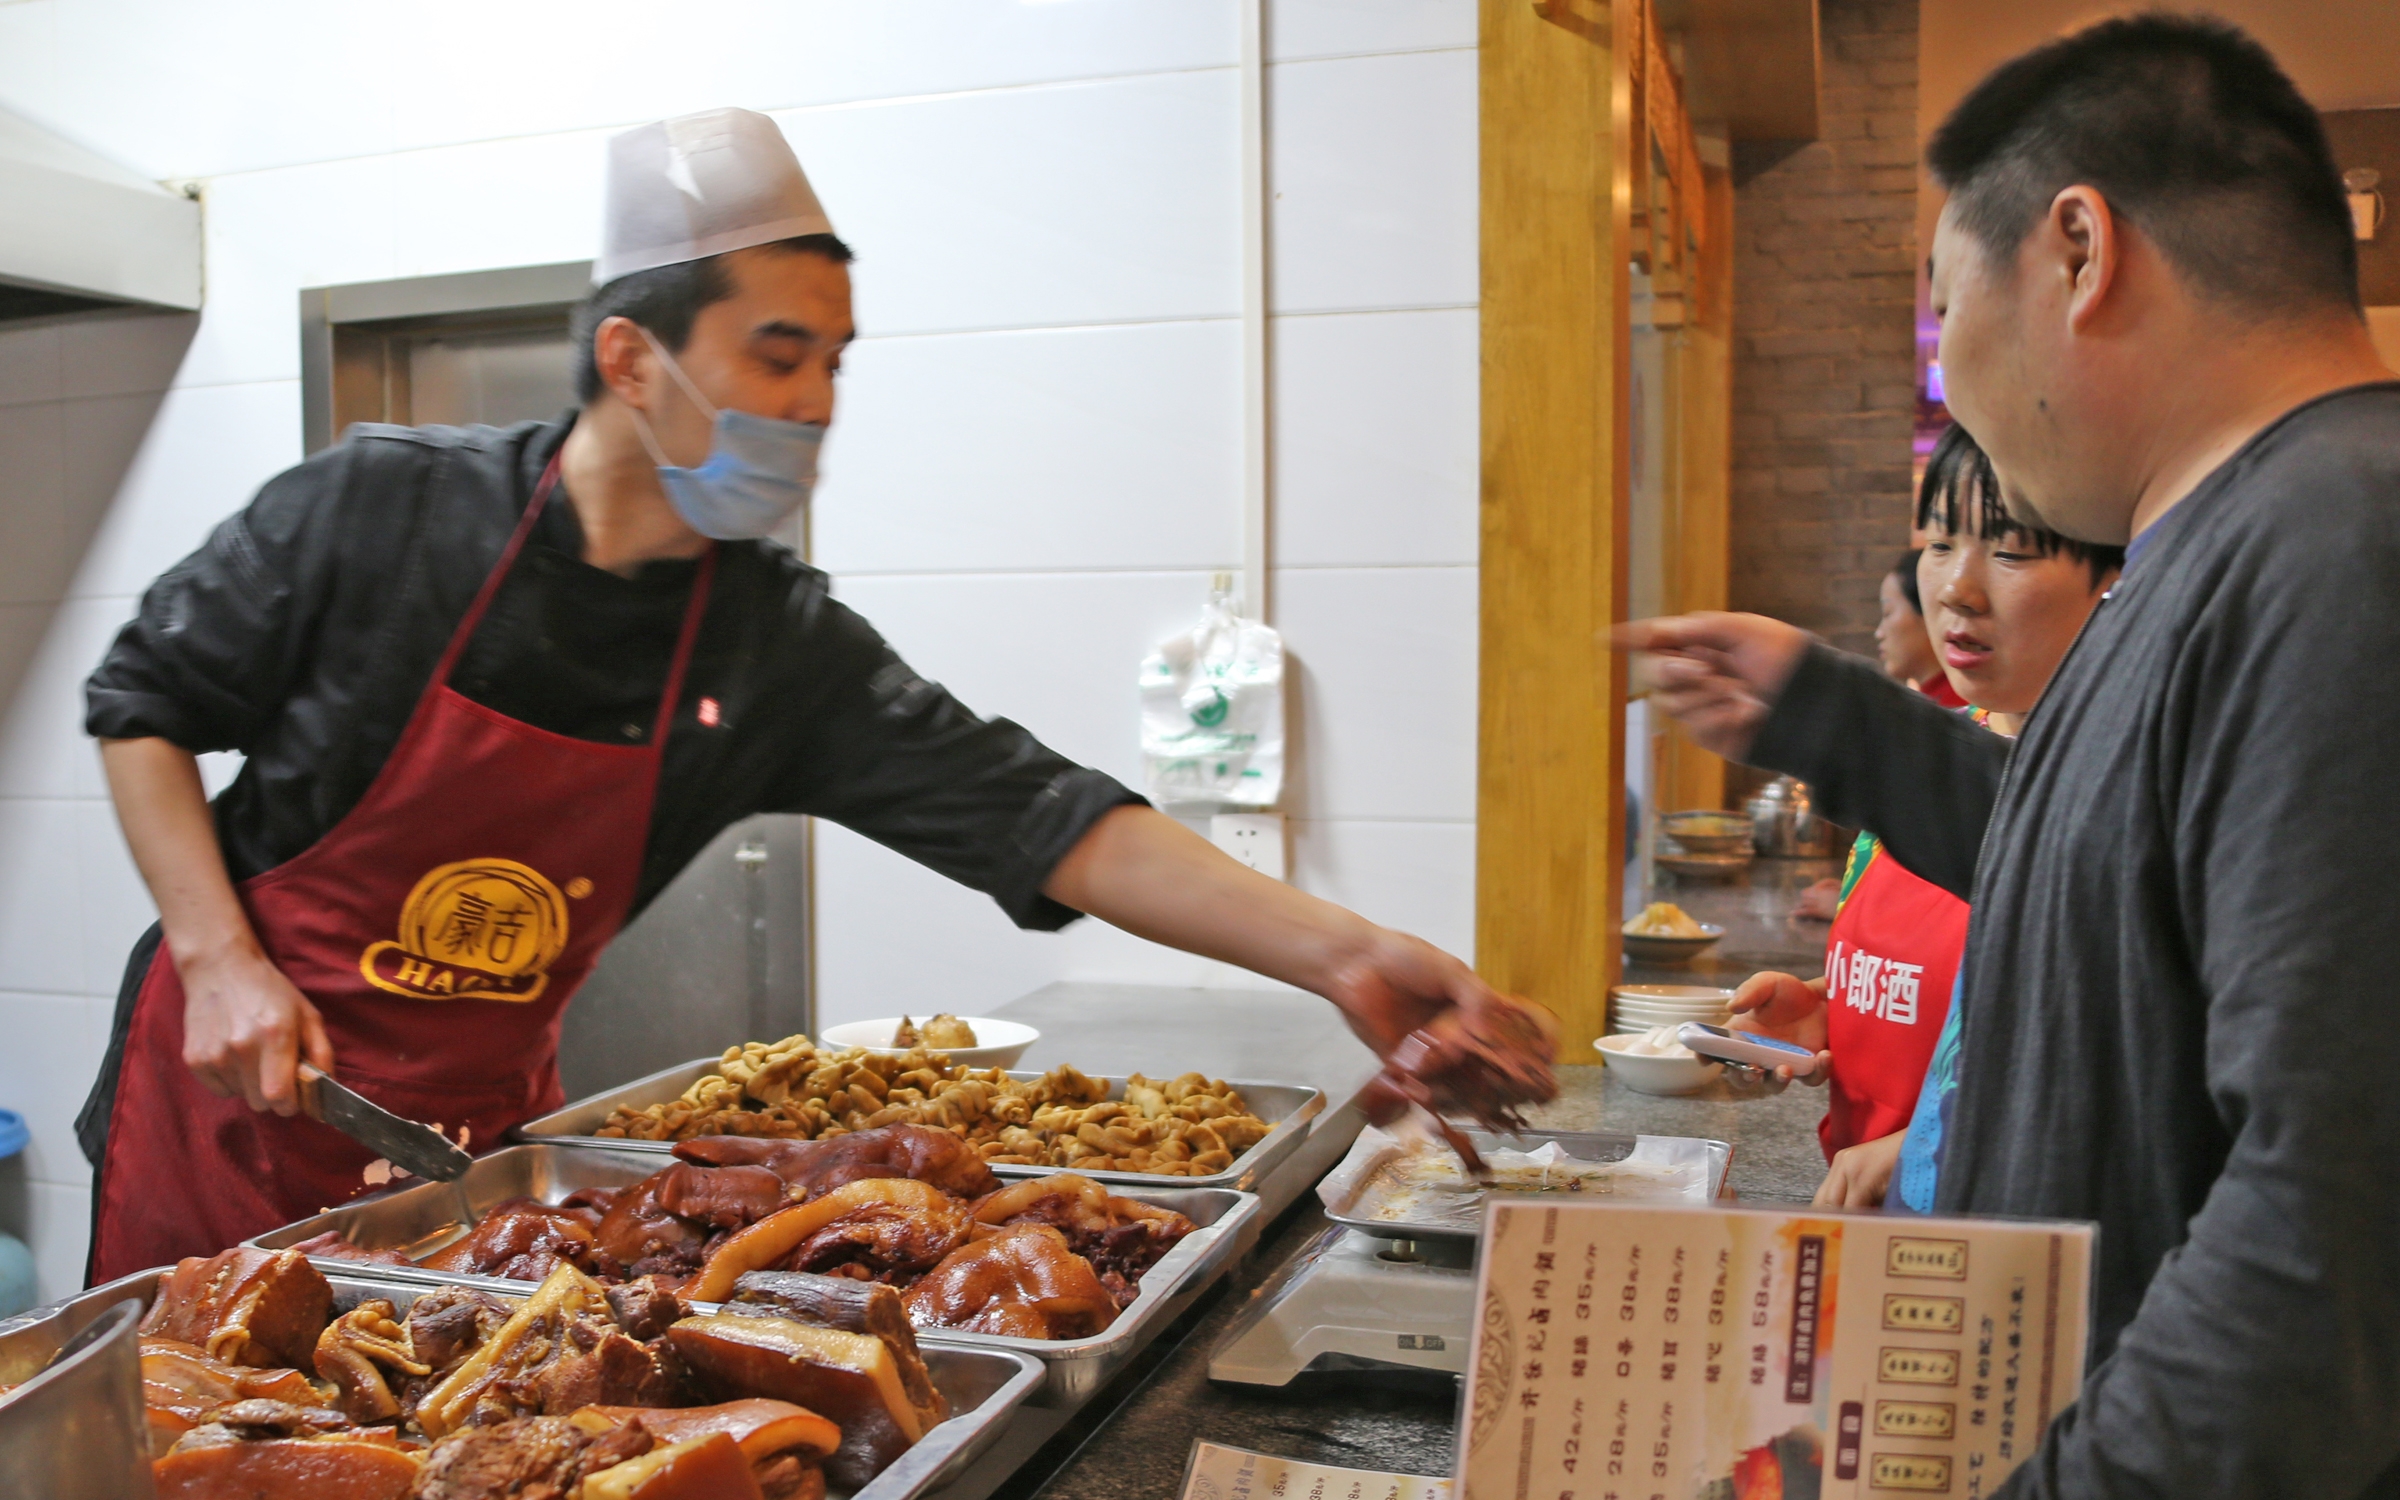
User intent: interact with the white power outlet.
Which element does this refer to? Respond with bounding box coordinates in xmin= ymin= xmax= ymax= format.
xmin=1210 ymin=812 xmax=1287 ymax=882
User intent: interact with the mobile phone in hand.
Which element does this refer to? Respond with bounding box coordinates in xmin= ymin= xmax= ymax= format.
xmin=1677 ymin=1022 xmax=1825 ymax=1079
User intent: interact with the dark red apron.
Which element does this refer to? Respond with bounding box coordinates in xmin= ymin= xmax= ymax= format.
xmin=91 ymin=461 xmax=713 ymax=1282
xmin=1819 ymin=842 xmax=1967 ymax=1159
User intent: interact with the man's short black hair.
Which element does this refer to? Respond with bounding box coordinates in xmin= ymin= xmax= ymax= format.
xmin=1891 ymin=549 xmax=1925 ymax=616
xmin=1916 ymin=423 xmax=2124 ymax=589
xmin=1928 ymin=12 xmax=2357 ymax=316
xmin=571 ymin=232 xmax=854 ymax=404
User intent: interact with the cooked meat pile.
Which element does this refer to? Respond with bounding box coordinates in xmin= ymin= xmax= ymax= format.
xmin=1355 ymin=993 xmax=1561 ymax=1176
xmin=594 ymin=1035 xmax=1274 ymax=1177
xmin=299 ymin=1124 xmax=1199 ymax=1342
xmin=102 ymin=1243 xmax=946 ymax=1499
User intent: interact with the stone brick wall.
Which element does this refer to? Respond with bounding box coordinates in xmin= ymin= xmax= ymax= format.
xmin=1728 ymin=0 xmax=1920 ymax=657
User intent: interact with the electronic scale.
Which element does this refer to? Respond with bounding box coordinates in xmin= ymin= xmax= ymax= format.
xmin=1209 ymin=1129 xmax=1732 ymax=1387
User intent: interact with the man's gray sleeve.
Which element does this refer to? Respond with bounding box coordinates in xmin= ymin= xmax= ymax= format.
xmin=1745 ymin=643 xmax=2010 ymax=899
xmin=1998 ymin=529 xmax=2400 ymax=1498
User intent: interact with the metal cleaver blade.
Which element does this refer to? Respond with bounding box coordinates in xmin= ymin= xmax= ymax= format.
xmin=296 ymin=1063 xmax=475 ymax=1183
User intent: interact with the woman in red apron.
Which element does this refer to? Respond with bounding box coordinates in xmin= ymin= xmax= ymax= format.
xmin=90 ymin=463 xmax=712 ymax=1280
xmin=1816 ymin=831 xmax=1968 ymax=1153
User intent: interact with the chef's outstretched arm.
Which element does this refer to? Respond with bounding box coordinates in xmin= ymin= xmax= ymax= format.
xmin=1041 ymin=803 xmax=1528 ymax=1059
xmin=100 ymin=736 xmax=333 ymax=1116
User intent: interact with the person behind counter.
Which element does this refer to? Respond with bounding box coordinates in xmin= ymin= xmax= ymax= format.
xmin=1729 ymin=423 xmax=2121 ymax=1209
xmin=1874 ymin=548 xmax=1966 ymax=708
xmin=1622 ymin=16 xmax=2400 ymax=1497
xmin=76 ymin=108 xmax=1553 ymax=1284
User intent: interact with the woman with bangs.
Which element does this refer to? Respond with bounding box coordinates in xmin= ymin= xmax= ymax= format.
xmin=1729 ymin=424 xmax=2122 ymax=1207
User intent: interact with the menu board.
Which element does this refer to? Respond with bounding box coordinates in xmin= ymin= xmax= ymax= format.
xmin=1454 ymin=1200 xmax=2093 ymax=1500
xmin=1181 ymin=1440 xmax=1454 ymax=1500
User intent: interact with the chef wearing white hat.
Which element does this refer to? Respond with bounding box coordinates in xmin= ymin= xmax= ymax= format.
xmin=77 ymin=109 xmax=1555 ymax=1280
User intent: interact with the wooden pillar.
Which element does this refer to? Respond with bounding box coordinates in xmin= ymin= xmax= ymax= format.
xmin=1477 ymin=0 xmax=1632 ymax=1064
xmin=1659 ymin=158 xmax=1737 ymax=814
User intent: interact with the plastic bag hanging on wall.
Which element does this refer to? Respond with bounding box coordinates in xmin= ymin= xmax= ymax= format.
xmin=1141 ymin=576 xmax=1284 ymax=809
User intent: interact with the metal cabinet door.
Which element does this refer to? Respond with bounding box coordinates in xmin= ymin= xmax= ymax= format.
xmin=559 ymin=814 xmax=813 ymax=1100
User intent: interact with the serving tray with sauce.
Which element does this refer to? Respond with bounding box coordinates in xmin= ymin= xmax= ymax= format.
xmin=244 ymin=1141 xmax=1261 ymax=1406
xmin=1317 ymin=1127 xmax=1733 ymax=1246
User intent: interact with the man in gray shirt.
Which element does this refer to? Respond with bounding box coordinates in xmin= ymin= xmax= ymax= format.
xmin=1626 ymin=17 xmax=2400 ymax=1497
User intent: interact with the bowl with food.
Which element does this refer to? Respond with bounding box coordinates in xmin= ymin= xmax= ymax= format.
xmin=1660 ymin=809 xmax=1753 ymax=856
xmin=1596 ymin=1026 xmax=1725 ymax=1096
xmin=1620 ymin=902 xmax=1724 ymax=965
xmin=817 ymin=1014 xmax=1041 ymax=1070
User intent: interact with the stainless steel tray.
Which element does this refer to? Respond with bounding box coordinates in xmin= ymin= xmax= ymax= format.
xmin=1 ymin=1263 xmax=1044 ymax=1500
xmin=247 ymin=1142 xmax=1263 ymax=1406
xmin=1319 ymin=1128 xmax=1735 ymax=1246
xmin=514 ymin=1056 xmax=1324 ymax=1195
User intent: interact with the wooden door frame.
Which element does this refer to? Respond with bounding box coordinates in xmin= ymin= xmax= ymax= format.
xmin=1476 ymin=0 xmax=1635 ymax=1063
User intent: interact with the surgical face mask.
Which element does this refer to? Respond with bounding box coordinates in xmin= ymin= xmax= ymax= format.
xmin=628 ymin=327 xmax=825 ymax=541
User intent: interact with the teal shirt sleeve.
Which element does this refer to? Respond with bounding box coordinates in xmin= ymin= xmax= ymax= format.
xmin=1895 ymin=970 xmax=1966 ymax=1213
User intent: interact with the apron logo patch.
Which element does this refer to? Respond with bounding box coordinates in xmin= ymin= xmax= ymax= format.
xmin=360 ymin=858 xmax=571 ymax=1003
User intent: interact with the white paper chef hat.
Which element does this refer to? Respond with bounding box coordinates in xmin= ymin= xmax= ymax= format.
xmin=594 ymin=108 xmax=834 ymax=286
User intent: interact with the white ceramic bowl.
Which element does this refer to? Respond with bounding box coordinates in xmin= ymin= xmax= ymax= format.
xmin=1621 ymin=925 xmax=1726 ymax=965
xmin=1660 ymin=810 xmax=1754 ymax=855
xmin=818 ymin=1016 xmax=1041 ymax=1071
xmin=1596 ymin=1033 xmax=1724 ymax=1096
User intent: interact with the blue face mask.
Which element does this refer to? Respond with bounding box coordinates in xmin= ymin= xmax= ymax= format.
xmin=630 ymin=329 xmax=825 ymax=542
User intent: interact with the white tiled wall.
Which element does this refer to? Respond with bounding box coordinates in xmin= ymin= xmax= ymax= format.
xmin=0 ymin=0 xmax=1477 ymax=1296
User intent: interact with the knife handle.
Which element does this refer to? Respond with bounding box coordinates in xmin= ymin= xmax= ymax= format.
xmin=295 ymin=1061 xmax=328 ymax=1122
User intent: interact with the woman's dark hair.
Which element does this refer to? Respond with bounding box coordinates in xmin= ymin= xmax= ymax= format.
xmin=571 ymin=232 xmax=854 ymax=403
xmin=1890 ymin=550 xmax=1924 ymax=615
xmin=1915 ymin=424 xmax=2123 ymax=588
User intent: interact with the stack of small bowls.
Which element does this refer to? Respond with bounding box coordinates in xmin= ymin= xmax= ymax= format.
xmin=1656 ymin=809 xmax=1755 ymax=881
xmin=1608 ymin=983 xmax=1736 ymax=1037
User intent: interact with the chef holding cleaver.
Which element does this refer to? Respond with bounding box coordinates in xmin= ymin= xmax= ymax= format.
xmin=77 ymin=109 xmax=1553 ymax=1282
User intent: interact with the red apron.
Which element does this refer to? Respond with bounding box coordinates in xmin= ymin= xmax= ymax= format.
xmin=1820 ymin=842 xmax=1967 ymax=1159
xmin=92 ymin=461 xmax=714 ymax=1282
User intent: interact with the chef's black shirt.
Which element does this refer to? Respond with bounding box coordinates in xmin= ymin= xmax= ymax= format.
xmin=86 ymin=413 xmax=1140 ymax=934
xmin=80 ymin=413 xmax=1141 ymax=1174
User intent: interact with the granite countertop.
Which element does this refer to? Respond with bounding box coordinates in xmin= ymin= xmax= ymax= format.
xmin=981 ymin=860 xmax=1843 ymax=1500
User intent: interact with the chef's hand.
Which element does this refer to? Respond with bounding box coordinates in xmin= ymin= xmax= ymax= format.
xmin=179 ymin=943 xmax=335 ymax=1116
xmin=1043 ymin=805 xmax=1557 ymax=1072
xmin=101 ymin=737 xmax=338 ymax=1116
xmin=1814 ymin=1129 xmax=1905 ymax=1209
xmin=1614 ymin=612 xmax=1811 ymax=761
xmin=1323 ymin=932 xmax=1550 ymax=1061
xmin=1727 ymin=970 xmax=1832 ymax=1085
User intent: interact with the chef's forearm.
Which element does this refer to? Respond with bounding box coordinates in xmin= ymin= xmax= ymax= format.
xmin=1042 ymin=805 xmax=1377 ymax=995
xmin=100 ymin=737 xmax=263 ymax=970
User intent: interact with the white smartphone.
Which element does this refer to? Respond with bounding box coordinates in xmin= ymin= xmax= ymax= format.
xmin=1677 ymin=1022 xmax=1825 ymax=1079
